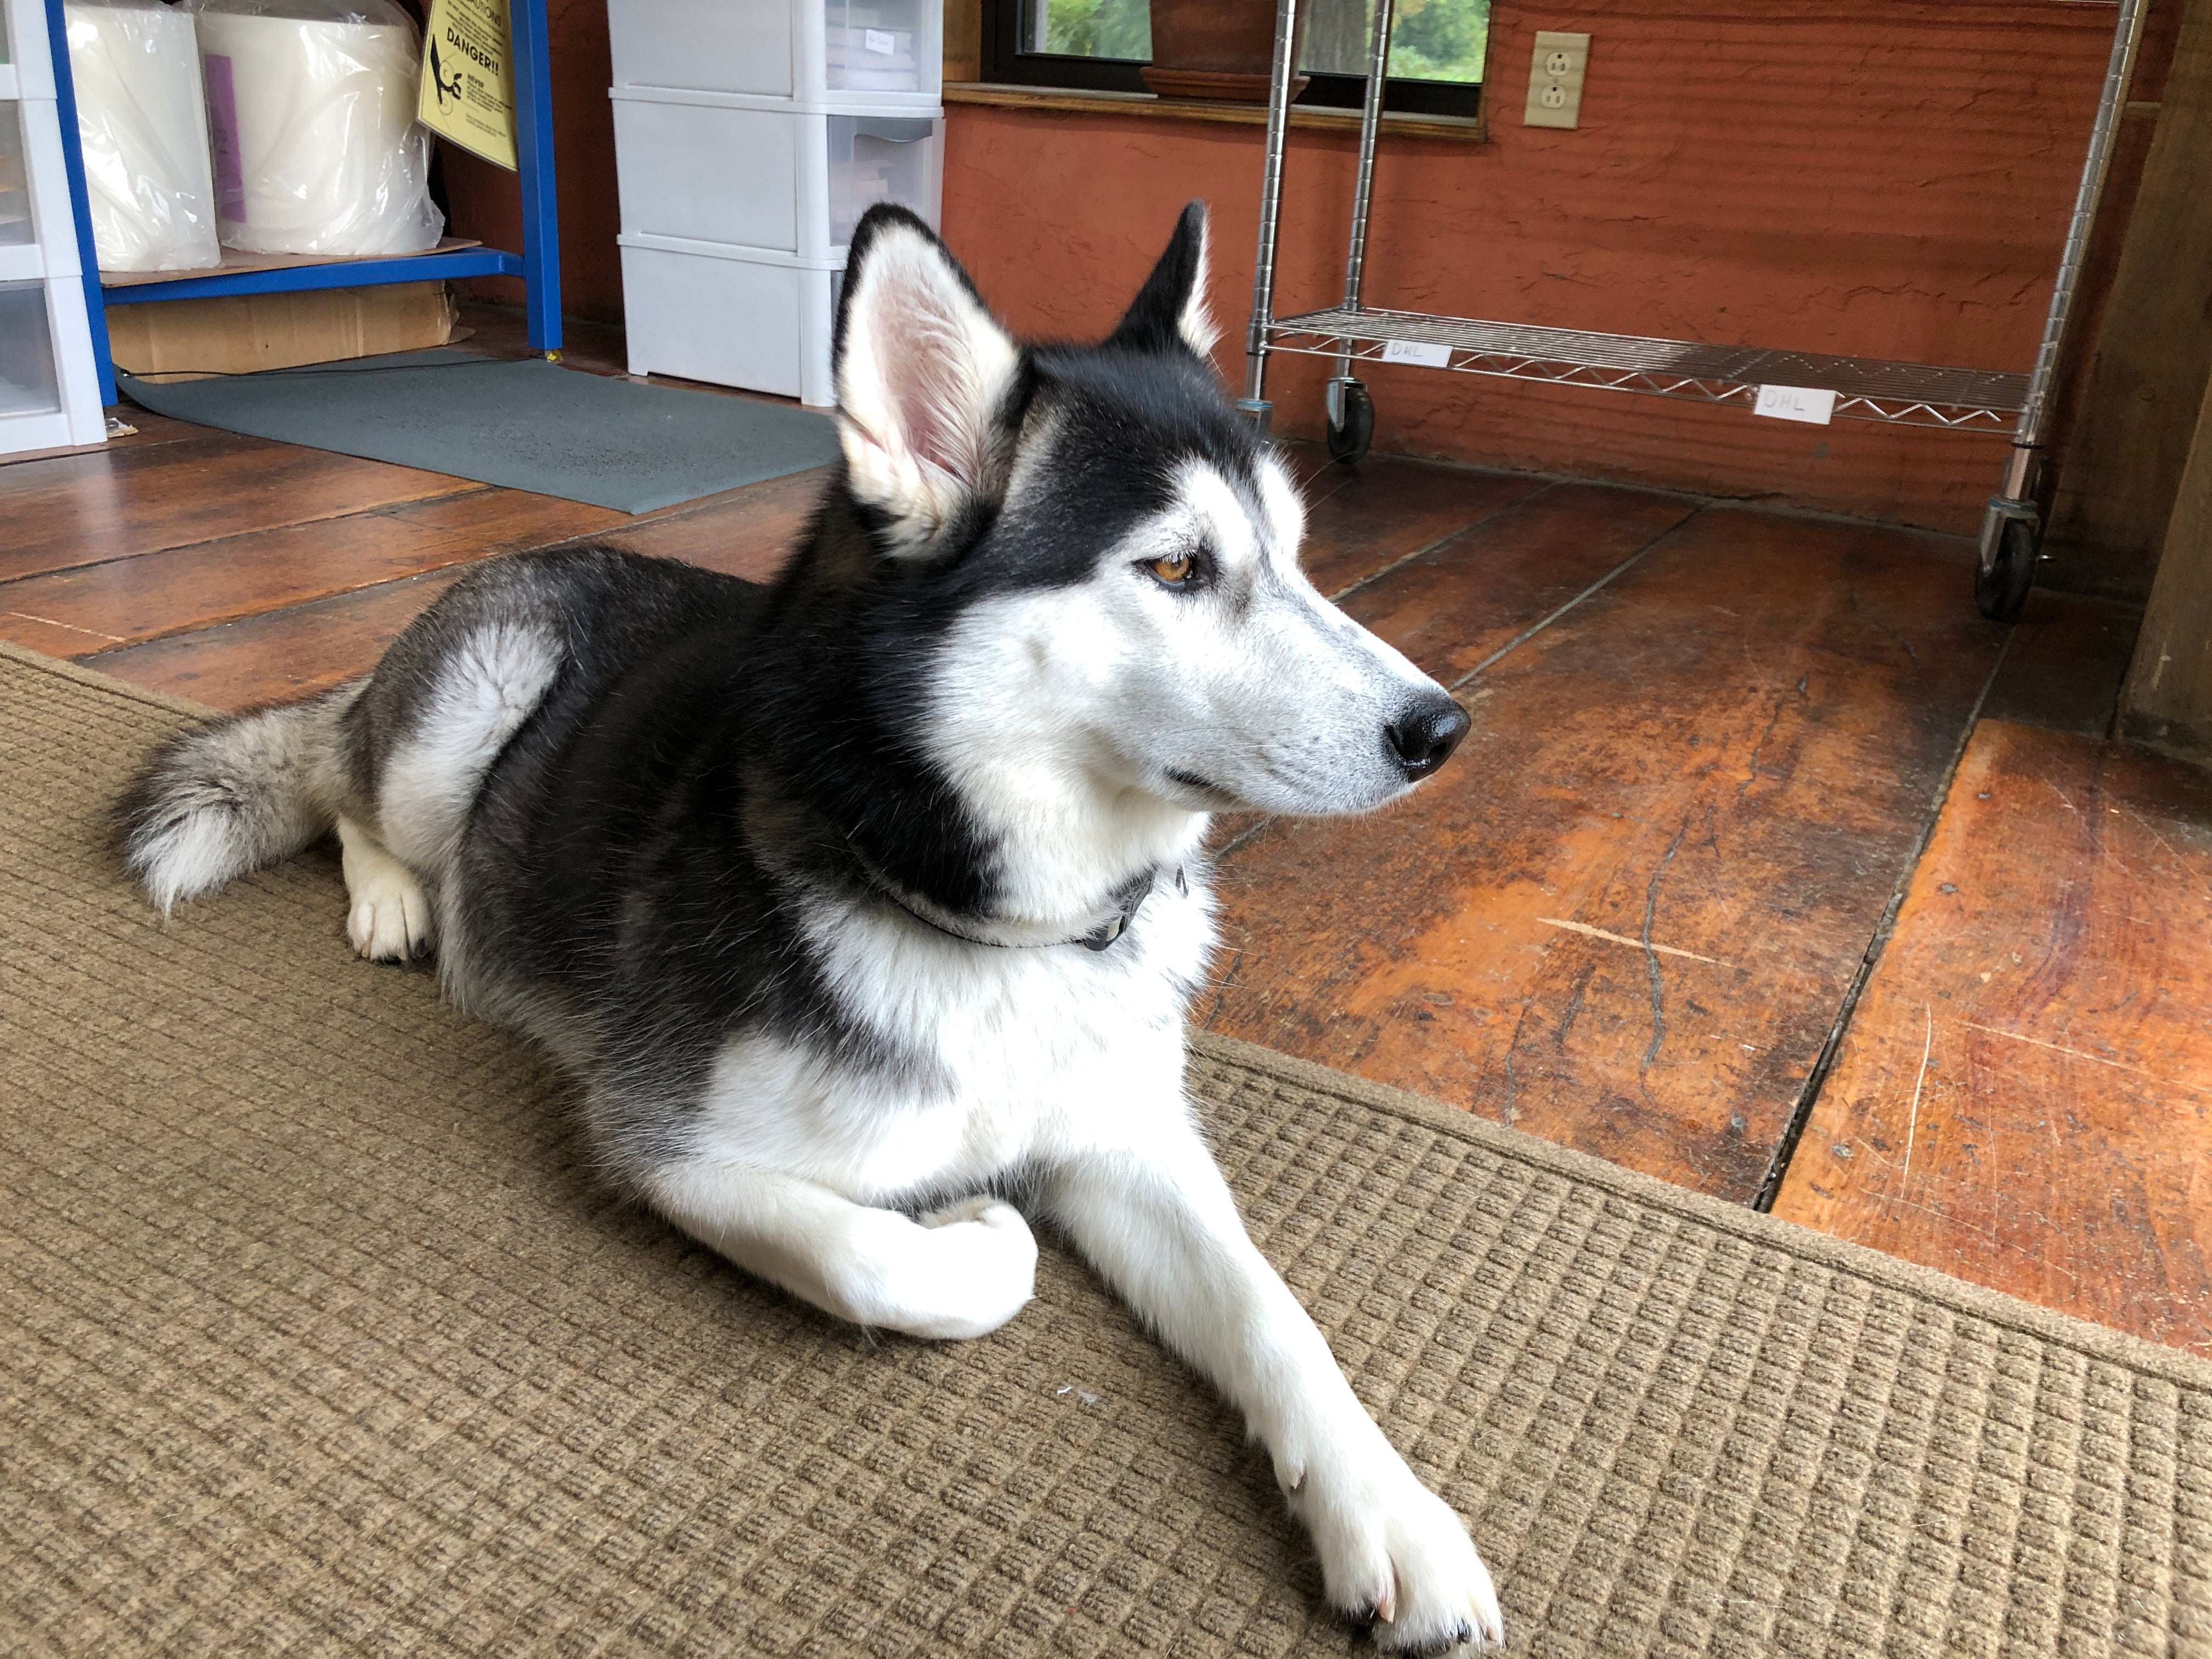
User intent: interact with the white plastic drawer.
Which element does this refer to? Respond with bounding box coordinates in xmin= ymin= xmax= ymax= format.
xmin=611 ymin=95 xmax=941 ymax=258
xmin=0 ymin=278 xmax=60 ymax=416
xmin=823 ymin=0 xmax=924 ymax=94
xmin=612 ymin=99 xmax=800 ymax=252
xmin=826 ymin=112 xmax=936 ymax=247
xmin=0 ymin=101 xmax=28 ymax=247
xmin=619 ymin=240 xmax=838 ymax=407
xmin=608 ymin=0 xmax=793 ymax=98
xmin=605 ymin=0 xmax=939 ymax=103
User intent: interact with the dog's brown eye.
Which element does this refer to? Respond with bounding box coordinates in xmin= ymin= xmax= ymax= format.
xmin=1150 ymin=554 xmax=1195 ymax=585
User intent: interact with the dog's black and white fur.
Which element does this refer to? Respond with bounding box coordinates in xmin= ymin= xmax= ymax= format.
xmin=117 ymin=204 xmax=1500 ymax=1651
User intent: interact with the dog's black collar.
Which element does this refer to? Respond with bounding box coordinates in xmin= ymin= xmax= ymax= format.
xmin=840 ymin=834 xmax=1180 ymax=951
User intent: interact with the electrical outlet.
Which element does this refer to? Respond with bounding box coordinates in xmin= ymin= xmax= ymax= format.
xmin=1523 ymin=30 xmax=1590 ymax=129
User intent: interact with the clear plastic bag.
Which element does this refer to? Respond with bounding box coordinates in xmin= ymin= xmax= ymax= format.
xmin=65 ymin=0 xmax=223 ymax=272
xmin=190 ymin=0 xmax=443 ymax=257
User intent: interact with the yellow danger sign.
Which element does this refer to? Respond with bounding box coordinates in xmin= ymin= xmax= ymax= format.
xmin=419 ymin=0 xmax=517 ymax=172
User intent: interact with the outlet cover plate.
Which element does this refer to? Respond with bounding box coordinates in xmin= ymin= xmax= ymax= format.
xmin=1524 ymin=30 xmax=1590 ymax=129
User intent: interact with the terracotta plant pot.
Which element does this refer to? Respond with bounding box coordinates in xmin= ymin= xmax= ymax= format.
xmin=1141 ymin=0 xmax=1307 ymax=103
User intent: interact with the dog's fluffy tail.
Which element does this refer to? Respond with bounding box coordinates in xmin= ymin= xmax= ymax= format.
xmin=116 ymin=680 xmax=365 ymax=915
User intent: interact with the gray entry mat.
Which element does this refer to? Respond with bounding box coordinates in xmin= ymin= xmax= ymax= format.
xmin=119 ymin=351 xmax=840 ymax=515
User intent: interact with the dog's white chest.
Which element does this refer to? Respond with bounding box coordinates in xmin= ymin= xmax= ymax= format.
xmin=692 ymin=885 xmax=1211 ymax=1203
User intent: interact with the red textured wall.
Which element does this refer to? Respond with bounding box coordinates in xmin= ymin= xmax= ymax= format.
xmin=940 ymin=0 xmax=2124 ymax=533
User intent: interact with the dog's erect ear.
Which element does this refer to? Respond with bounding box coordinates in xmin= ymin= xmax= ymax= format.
xmin=833 ymin=206 xmax=1022 ymax=555
xmin=1105 ymin=201 xmax=1218 ymax=361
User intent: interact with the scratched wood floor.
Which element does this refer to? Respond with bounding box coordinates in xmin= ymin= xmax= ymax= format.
xmin=3 ymin=305 xmax=2200 ymax=1356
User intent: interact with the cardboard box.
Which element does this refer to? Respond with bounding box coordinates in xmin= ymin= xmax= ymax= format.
xmin=105 ymin=282 xmax=458 ymax=378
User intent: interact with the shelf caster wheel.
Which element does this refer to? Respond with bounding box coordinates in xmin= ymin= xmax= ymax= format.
xmin=1325 ymin=378 xmax=1373 ymax=465
xmin=1974 ymin=514 xmax=2038 ymax=622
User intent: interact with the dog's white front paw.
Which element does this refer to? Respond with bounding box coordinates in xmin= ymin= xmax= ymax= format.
xmin=337 ymin=817 xmax=433 ymax=962
xmin=844 ymin=1197 xmax=1038 ymax=1341
xmin=1292 ymin=1437 xmax=1502 ymax=1654
xmin=347 ymin=877 xmax=432 ymax=962
xmin=346 ymin=870 xmax=432 ymax=962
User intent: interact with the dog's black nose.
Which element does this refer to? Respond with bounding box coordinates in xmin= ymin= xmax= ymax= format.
xmin=1385 ymin=696 xmax=1470 ymax=781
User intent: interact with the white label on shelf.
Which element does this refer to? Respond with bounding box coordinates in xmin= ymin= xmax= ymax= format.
xmin=1381 ymin=338 xmax=1452 ymax=368
xmin=865 ymin=28 xmax=896 ymax=54
xmin=1753 ymin=384 xmax=1837 ymax=424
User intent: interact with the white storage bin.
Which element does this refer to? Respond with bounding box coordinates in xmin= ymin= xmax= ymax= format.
xmin=611 ymin=90 xmax=940 ymax=260
xmin=619 ymin=234 xmax=841 ymax=407
xmin=0 ymin=276 xmax=59 ymax=414
xmin=0 ymin=272 xmax=102 ymax=449
xmin=0 ymin=0 xmax=107 ymax=452
xmin=608 ymin=0 xmax=940 ymax=106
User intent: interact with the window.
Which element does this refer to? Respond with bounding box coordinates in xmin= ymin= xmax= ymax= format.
xmin=981 ymin=0 xmax=1487 ymax=117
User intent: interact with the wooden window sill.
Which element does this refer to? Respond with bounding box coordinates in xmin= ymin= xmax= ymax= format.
xmin=944 ymin=82 xmax=1487 ymax=143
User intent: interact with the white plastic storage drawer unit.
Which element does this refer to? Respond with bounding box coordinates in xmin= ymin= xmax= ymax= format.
xmin=611 ymin=91 xmax=941 ymax=261
xmin=0 ymin=0 xmax=108 ymax=455
xmin=607 ymin=0 xmax=944 ymax=408
xmin=609 ymin=0 xmax=940 ymax=108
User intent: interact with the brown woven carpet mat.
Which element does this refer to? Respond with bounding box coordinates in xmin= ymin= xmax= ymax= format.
xmin=4 ymin=641 xmax=2209 ymax=1658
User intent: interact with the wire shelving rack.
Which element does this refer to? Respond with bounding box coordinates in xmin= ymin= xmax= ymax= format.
xmin=1238 ymin=0 xmax=2149 ymax=619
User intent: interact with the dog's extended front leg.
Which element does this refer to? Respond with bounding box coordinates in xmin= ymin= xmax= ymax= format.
xmin=645 ymin=1161 xmax=1037 ymax=1341
xmin=1045 ymin=1131 xmax=1502 ymax=1654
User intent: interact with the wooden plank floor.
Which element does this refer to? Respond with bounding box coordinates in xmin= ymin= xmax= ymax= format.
xmin=2 ymin=309 xmax=1538 ymax=710
xmin=1204 ymin=508 xmax=2009 ymax=1204
xmin=0 ymin=312 xmax=825 ymax=708
xmin=69 ymin=473 xmax=831 ymax=709
xmin=0 ymin=435 xmax=476 ymax=589
xmin=1771 ymin=721 xmax=2212 ymax=1356
xmin=5 ymin=304 xmax=2206 ymax=1353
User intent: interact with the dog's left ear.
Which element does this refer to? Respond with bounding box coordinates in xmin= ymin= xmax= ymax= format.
xmin=1105 ymin=201 xmax=1219 ymax=361
xmin=834 ymin=205 xmax=1023 ymax=555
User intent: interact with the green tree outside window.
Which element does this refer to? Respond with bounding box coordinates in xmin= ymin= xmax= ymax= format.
xmin=1036 ymin=0 xmax=1489 ymax=83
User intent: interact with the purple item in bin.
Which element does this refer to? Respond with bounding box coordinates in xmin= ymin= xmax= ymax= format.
xmin=203 ymin=54 xmax=247 ymax=223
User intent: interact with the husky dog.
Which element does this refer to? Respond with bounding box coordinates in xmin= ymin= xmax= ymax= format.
xmin=117 ymin=203 xmax=1499 ymax=1651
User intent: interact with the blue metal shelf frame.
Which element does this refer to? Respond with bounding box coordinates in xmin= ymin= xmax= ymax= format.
xmin=105 ymin=248 xmax=525 ymax=306
xmin=43 ymin=0 xmax=562 ymax=409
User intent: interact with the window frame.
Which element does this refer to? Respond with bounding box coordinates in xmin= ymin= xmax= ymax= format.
xmin=976 ymin=0 xmax=1485 ymax=119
